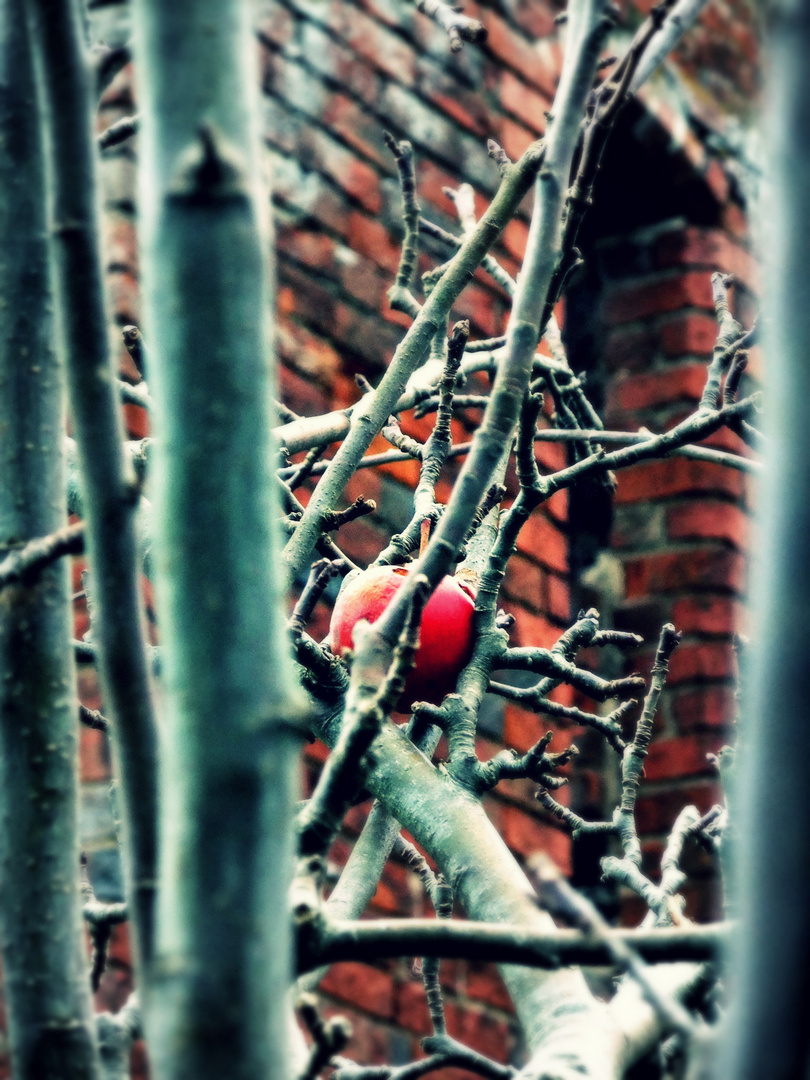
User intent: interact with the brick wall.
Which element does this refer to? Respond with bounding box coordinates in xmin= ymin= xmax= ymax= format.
xmin=597 ymin=220 xmax=757 ymax=924
xmin=0 ymin=0 xmax=761 ymax=1076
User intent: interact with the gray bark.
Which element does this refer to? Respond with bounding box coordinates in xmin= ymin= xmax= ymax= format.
xmin=0 ymin=1 xmax=99 ymax=1075
xmin=132 ymin=1 xmax=305 ymax=1077
xmin=23 ymin=0 xmax=160 ymax=973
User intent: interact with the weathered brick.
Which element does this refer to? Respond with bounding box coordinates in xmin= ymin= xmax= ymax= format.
xmin=331 ymin=2 xmax=417 ymax=84
xmin=426 ymin=86 xmax=492 ymax=138
xmin=338 ymin=516 xmax=390 ymax=566
xmin=636 ymin=781 xmax=718 ymax=835
xmin=452 ymin=281 xmax=501 ymax=338
xmin=496 ymin=115 xmax=538 ymax=163
xmin=667 ymin=641 xmax=736 ymax=684
xmin=444 ymin=1001 xmax=512 ymax=1061
xmin=483 ymin=12 xmax=554 ymax=93
xmin=504 ymin=607 xmax=560 ymax=651
xmin=623 ymin=548 xmax=746 ymax=598
xmin=102 ymin=211 xmax=137 ymax=272
xmin=671 ymin=595 xmax=745 ymax=637
xmin=496 ymin=803 xmax=572 ymax=871
xmin=658 ymin=312 xmax=719 ymax=358
xmin=107 ymin=269 xmax=139 ymax=323
xmin=603 ymin=324 xmax=660 ymax=372
xmin=545 ymin=572 xmax=571 ymax=624
xmin=671 ymin=685 xmax=737 ymax=732
xmin=611 ymin=504 xmax=667 ymax=550
xmin=516 ymin=510 xmax=568 ymax=574
xmin=611 ymin=364 xmax=707 ymax=414
xmin=666 ymin=501 xmax=749 ymax=548
xmin=320 ymin=963 xmax=395 ymax=1020
xmin=644 ymin=734 xmax=726 ymax=782
xmin=465 ymin=964 xmax=513 ymax=1013
xmin=393 ymin=978 xmax=432 ymax=1034
xmin=499 ymin=70 xmax=550 ymax=133
xmin=278 ymin=362 xmax=331 ymax=416
xmin=602 ymin=271 xmax=715 ymax=325
xmin=347 ymin=210 xmax=402 ymax=275
xmin=615 ymin=457 xmax=746 ymax=504
xmin=80 ymin=729 xmax=110 ymax=784
xmin=338 ymin=1011 xmax=393 ymax=1065
xmin=502 ymin=704 xmax=549 ymax=755
xmin=493 ymin=207 xmax=527 ymax=262
xmin=503 ymin=555 xmax=547 ymax=612
xmin=654 ymin=226 xmax=758 ymax=295
xmin=533 ymin=434 xmax=567 ymax=474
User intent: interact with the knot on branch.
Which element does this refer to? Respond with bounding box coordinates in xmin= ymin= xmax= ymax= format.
xmin=169 ymin=123 xmax=249 ymax=204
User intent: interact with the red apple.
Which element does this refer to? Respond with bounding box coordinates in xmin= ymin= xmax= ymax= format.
xmin=329 ymin=564 xmax=476 ymax=709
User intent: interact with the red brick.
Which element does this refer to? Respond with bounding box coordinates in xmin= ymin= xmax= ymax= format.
xmin=499 ymin=70 xmax=550 ymax=133
xmin=501 ymin=218 xmax=529 ymax=264
xmin=644 ymin=733 xmax=725 ymax=782
xmin=278 ymin=319 xmax=344 ymax=386
xmin=603 ymin=271 xmax=715 ymax=325
xmin=544 ymin=485 xmax=568 ymax=525
xmin=504 ymin=606 xmax=560 ymax=651
xmin=80 ymin=728 xmax=110 ymax=783
xmin=483 ymin=12 xmax=553 ymax=94
xmin=497 ymin=116 xmax=537 ymax=163
xmin=465 ymin=964 xmax=513 ymax=1012
xmin=636 ymin=782 xmax=718 ymax=835
xmin=658 ymin=312 xmax=719 ymax=358
xmin=320 ymin=963 xmax=395 ymax=1020
xmin=615 ymin=457 xmax=746 ymax=504
xmin=666 ymin=501 xmax=749 ymax=548
xmin=623 ymin=548 xmax=746 ymax=598
xmin=331 ymin=4 xmax=416 ymax=84
xmin=503 ymin=704 xmax=549 ymax=755
xmin=545 ymin=572 xmax=571 ymax=624
xmin=704 ymin=159 xmax=731 ymax=205
xmin=604 ymin=325 xmax=660 ymax=372
xmin=347 ymin=210 xmax=401 ymax=275
xmin=339 ymin=1012 xmax=393 ymax=1066
xmin=671 ymin=685 xmax=737 ymax=732
xmin=611 ymin=364 xmax=707 ymax=413
xmin=393 ymin=978 xmax=432 ymax=1034
xmin=107 ymin=270 xmax=139 ymax=323
xmin=303 ymin=740 xmax=330 ymax=768
xmin=654 ymin=227 xmax=758 ymax=295
xmin=509 ymin=0 xmax=558 ymax=41
xmin=494 ymin=803 xmax=571 ymax=871
xmin=611 ymin=504 xmax=666 ymax=550
xmin=516 ymin=511 xmax=568 ymax=574
xmin=667 ymin=641 xmax=736 ymax=684
xmin=534 ymin=434 xmax=567 ymax=474
xmin=452 ymin=282 xmax=501 ymax=339
xmin=428 ymin=89 xmax=491 ymax=138
xmin=343 ymin=158 xmax=383 ymax=215
xmin=671 ymin=595 xmax=745 ymax=636
xmin=122 ymin=402 xmax=148 ymax=440
xmin=103 ymin=212 xmax=137 ymax=271
xmin=278 ymin=362 xmax=330 ymax=417
xmin=723 ymin=201 xmax=748 ymax=241
xmin=281 ymin=227 xmax=336 ymax=272
xmin=444 ymin=1001 xmax=512 ymax=1061
xmin=503 ymin=555 xmax=546 ymax=612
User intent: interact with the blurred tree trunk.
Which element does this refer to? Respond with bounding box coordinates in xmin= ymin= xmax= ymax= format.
xmin=0 ymin=1 xmax=99 ymax=1076
xmin=720 ymin=0 xmax=810 ymax=1075
xmin=132 ymin=2 xmax=304 ymax=1077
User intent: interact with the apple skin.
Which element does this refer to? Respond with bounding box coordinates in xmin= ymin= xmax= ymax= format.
xmin=329 ymin=564 xmax=476 ymax=709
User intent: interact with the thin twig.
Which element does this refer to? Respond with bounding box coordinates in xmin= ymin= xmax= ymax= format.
xmin=0 ymin=520 xmax=84 ymax=589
